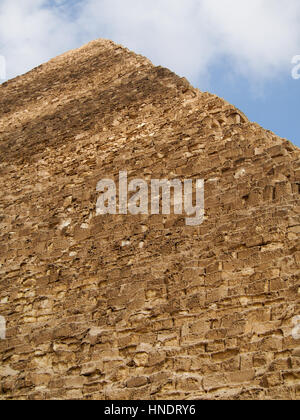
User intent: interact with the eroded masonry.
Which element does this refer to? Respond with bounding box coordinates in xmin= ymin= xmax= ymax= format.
xmin=0 ymin=39 xmax=299 ymax=400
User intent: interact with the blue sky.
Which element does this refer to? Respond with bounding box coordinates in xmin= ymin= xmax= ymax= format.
xmin=210 ymin=58 xmax=300 ymax=146
xmin=0 ymin=0 xmax=299 ymax=147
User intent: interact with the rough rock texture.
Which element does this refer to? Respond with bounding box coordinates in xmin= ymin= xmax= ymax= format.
xmin=0 ymin=39 xmax=299 ymax=400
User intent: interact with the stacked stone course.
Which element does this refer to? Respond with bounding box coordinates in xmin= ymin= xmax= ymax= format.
xmin=0 ymin=39 xmax=299 ymax=400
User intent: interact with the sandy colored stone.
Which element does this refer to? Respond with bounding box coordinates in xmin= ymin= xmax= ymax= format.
xmin=0 ymin=38 xmax=299 ymax=400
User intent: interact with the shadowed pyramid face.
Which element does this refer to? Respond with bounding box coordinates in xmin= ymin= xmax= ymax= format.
xmin=0 ymin=39 xmax=299 ymax=400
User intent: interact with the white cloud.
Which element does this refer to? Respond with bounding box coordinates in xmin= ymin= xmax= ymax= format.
xmin=201 ymin=0 xmax=300 ymax=78
xmin=1 ymin=0 xmax=300 ymax=85
xmin=0 ymin=0 xmax=78 ymax=79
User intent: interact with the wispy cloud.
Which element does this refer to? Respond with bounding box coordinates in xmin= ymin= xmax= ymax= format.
xmin=0 ymin=0 xmax=78 ymax=79
xmin=1 ymin=0 xmax=300 ymax=85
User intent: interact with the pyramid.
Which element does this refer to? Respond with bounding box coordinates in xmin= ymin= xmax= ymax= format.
xmin=0 ymin=39 xmax=299 ymax=400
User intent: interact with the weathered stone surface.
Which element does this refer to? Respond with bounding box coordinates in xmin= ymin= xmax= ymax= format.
xmin=0 ymin=39 xmax=299 ymax=400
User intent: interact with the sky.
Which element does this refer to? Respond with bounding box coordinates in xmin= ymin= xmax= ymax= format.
xmin=0 ymin=0 xmax=299 ymax=146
